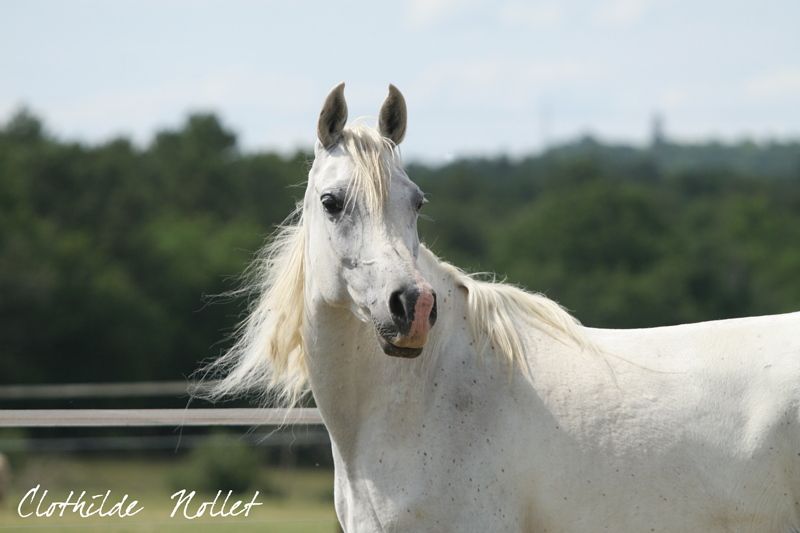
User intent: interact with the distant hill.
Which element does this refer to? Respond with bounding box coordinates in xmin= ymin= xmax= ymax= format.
xmin=545 ymin=135 xmax=800 ymax=180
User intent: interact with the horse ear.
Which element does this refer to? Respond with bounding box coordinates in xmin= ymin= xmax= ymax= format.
xmin=377 ymin=84 xmax=407 ymax=146
xmin=317 ymin=82 xmax=348 ymax=148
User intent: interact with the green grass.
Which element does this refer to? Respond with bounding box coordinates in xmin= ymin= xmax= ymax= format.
xmin=0 ymin=454 xmax=339 ymax=532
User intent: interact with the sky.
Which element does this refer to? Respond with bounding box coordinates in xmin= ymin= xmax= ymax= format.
xmin=1 ymin=0 xmax=798 ymax=163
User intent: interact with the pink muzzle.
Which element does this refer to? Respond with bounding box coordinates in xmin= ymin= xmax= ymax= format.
xmin=392 ymin=279 xmax=436 ymax=349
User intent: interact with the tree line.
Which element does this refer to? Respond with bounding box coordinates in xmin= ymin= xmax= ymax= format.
xmin=1 ymin=109 xmax=799 ymax=386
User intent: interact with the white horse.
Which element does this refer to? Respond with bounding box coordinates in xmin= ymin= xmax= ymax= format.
xmin=203 ymin=83 xmax=800 ymax=532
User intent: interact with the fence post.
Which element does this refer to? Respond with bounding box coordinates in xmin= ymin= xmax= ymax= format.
xmin=0 ymin=452 xmax=9 ymax=504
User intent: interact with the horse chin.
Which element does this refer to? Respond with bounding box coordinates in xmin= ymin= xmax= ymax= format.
xmin=376 ymin=333 xmax=424 ymax=359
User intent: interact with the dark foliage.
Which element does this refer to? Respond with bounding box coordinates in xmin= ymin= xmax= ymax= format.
xmin=1 ymin=109 xmax=799 ymax=385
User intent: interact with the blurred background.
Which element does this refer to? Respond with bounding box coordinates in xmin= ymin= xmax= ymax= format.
xmin=0 ymin=0 xmax=799 ymax=530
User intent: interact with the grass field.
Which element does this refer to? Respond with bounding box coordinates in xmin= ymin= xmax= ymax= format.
xmin=0 ymin=453 xmax=339 ymax=532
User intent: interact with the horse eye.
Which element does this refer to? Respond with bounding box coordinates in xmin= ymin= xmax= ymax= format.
xmin=321 ymin=194 xmax=342 ymax=214
xmin=416 ymin=198 xmax=427 ymax=211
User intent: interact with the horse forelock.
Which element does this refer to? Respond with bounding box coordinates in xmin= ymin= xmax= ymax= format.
xmin=339 ymin=120 xmax=402 ymax=215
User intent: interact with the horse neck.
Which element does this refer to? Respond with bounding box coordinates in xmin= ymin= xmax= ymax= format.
xmin=302 ymin=251 xmax=462 ymax=453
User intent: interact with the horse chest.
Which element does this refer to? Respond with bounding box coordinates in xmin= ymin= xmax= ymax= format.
xmin=325 ymin=360 xmax=536 ymax=531
xmin=333 ymin=431 xmax=529 ymax=532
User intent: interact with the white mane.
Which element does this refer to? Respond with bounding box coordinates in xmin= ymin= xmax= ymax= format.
xmin=200 ymin=206 xmax=308 ymax=407
xmin=430 ymin=251 xmax=596 ymax=375
xmin=200 ymin=123 xmax=593 ymax=405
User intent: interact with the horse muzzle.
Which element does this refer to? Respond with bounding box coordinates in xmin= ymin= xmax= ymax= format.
xmin=375 ymin=281 xmax=437 ymax=358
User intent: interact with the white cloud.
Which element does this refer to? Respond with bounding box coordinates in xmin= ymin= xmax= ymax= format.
xmin=34 ymin=68 xmax=317 ymax=148
xmin=412 ymin=58 xmax=604 ymax=110
xmin=656 ymin=86 xmax=692 ymax=108
xmin=594 ymin=0 xmax=649 ymax=26
xmin=744 ymin=66 xmax=800 ymax=100
xmin=404 ymin=0 xmax=463 ymax=28
xmin=499 ymin=2 xmax=564 ymax=28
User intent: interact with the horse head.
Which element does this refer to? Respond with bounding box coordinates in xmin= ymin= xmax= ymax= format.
xmin=305 ymin=83 xmax=437 ymax=358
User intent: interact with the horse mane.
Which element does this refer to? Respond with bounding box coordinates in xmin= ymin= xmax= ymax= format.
xmin=424 ymin=247 xmax=597 ymax=375
xmin=198 ymin=205 xmax=308 ymax=407
xmin=198 ymin=122 xmax=595 ymax=406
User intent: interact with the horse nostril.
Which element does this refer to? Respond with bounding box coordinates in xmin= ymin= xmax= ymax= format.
xmin=389 ymin=289 xmax=408 ymax=322
xmin=429 ymin=291 xmax=438 ymax=327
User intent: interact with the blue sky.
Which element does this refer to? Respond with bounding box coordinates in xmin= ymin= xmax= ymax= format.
xmin=1 ymin=0 xmax=798 ymax=162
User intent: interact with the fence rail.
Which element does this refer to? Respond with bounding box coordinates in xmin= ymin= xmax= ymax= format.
xmin=0 ymin=408 xmax=323 ymax=427
xmin=0 ymin=381 xmax=208 ymax=400
xmin=0 ymin=430 xmax=331 ymax=452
